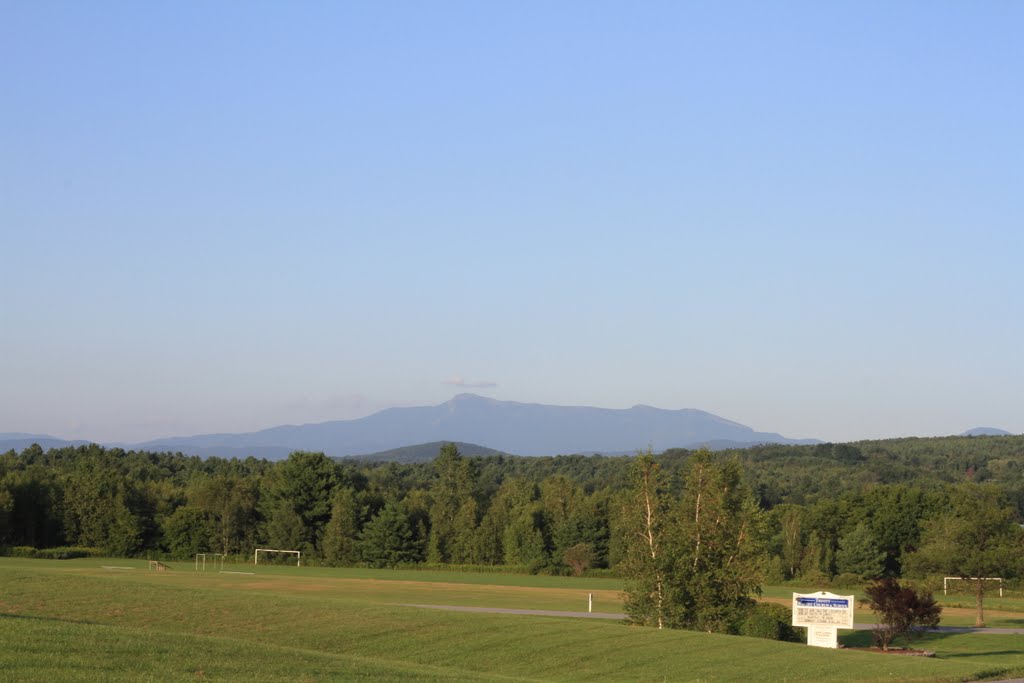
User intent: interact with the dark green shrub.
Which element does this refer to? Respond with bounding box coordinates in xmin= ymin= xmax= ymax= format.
xmin=4 ymin=546 xmax=102 ymax=559
xmin=739 ymin=603 xmax=803 ymax=642
xmin=830 ymin=572 xmax=865 ymax=588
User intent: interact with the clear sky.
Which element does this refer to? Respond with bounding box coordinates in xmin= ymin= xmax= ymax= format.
xmin=2 ymin=2 xmax=1021 ymax=444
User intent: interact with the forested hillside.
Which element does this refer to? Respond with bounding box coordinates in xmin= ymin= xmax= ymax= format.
xmin=1 ymin=435 xmax=1022 ymax=583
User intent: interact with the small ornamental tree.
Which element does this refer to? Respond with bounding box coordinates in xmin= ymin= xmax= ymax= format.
xmin=563 ymin=542 xmax=594 ymax=576
xmin=862 ymin=578 xmax=942 ymax=650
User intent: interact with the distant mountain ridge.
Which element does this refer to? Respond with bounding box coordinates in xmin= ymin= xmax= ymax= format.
xmin=133 ymin=393 xmax=818 ymax=459
xmin=961 ymin=427 xmax=1013 ymax=437
xmin=0 ymin=433 xmax=93 ymax=453
xmin=349 ymin=441 xmax=508 ymax=464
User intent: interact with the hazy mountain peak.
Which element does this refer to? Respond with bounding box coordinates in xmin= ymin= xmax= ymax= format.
xmin=132 ymin=395 xmax=817 ymax=459
xmin=962 ymin=427 xmax=1012 ymax=437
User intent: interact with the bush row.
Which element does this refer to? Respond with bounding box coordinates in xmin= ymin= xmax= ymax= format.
xmin=3 ymin=546 xmax=104 ymax=560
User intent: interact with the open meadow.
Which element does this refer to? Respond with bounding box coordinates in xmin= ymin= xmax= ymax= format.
xmin=3 ymin=557 xmax=1024 ymax=682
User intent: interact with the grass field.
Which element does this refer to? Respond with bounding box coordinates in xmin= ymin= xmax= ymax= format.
xmin=3 ymin=558 xmax=1024 ymax=681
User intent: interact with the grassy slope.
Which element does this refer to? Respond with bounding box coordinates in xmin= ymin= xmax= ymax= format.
xmin=2 ymin=558 xmax=1023 ymax=682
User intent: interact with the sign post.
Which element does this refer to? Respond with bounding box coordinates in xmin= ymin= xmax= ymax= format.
xmin=792 ymin=591 xmax=854 ymax=648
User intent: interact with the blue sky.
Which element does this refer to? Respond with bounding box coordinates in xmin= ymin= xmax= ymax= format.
xmin=2 ymin=2 xmax=1021 ymax=444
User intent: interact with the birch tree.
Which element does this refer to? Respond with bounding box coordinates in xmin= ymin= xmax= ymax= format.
xmin=621 ymin=450 xmax=672 ymax=628
xmin=672 ymin=450 xmax=764 ymax=632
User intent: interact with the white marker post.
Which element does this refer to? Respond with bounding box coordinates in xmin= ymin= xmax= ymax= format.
xmin=792 ymin=591 xmax=855 ymax=648
xmin=588 ymin=593 xmax=593 ymax=613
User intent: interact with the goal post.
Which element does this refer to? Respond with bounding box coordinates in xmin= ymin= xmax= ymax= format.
xmin=195 ymin=553 xmax=225 ymax=571
xmin=254 ymin=548 xmax=301 ymax=567
xmin=943 ymin=576 xmax=1003 ymax=597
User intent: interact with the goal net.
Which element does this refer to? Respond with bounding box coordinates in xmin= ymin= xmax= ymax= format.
xmin=254 ymin=548 xmax=302 ymax=567
xmin=195 ymin=553 xmax=225 ymax=571
xmin=943 ymin=576 xmax=1003 ymax=597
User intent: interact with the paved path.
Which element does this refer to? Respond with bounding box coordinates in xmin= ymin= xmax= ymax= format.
xmin=401 ymin=604 xmax=1024 ymax=634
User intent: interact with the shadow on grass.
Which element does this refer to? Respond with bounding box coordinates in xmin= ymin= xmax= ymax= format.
xmin=0 ymin=612 xmax=96 ymax=625
xmin=842 ymin=627 xmax=1023 ymax=657
xmin=940 ymin=650 xmax=1023 ymax=658
xmin=840 ymin=630 xmax=873 ymax=648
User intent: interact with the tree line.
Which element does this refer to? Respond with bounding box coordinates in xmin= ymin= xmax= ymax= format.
xmin=2 ymin=437 xmax=1023 ymax=629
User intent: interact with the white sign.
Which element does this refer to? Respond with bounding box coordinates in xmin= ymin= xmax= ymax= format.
xmin=791 ymin=591 xmax=854 ymax=628
xmin=792 ymin=591 xmax=854 ymax=649
xmin=807 ymin=625 xmax=839 ymax=648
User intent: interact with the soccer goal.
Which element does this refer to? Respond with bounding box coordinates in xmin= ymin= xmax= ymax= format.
xmin=943 ymin=576 xmax=1003 ymax=597
xmin=195 ymin=553 xmax=225 ymax=571
xmin=254 ymin=548 xmax=301 ymax=567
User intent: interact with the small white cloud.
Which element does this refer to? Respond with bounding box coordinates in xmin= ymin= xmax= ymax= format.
xmin=443 ymin=377 xmax=498 ymax=389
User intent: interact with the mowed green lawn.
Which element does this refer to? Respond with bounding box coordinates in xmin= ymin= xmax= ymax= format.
xmin=2 ymin=558 xmax=1024 ymax=682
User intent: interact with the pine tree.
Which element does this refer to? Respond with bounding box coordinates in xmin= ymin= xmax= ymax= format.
xmin=359 ymin=502 xmax=418 ymax=568
xmin=503 ymin=507 xmax=547 ymax=568
xmin=321 ymin=487 xmax=360 ymax=566
xmin=427 ymin=443 xmax=477 ymax=563
xmin=835 ymin=522 xmax=885 ymax=579
xmin=266 ymin=502 xmax=305 ymax=551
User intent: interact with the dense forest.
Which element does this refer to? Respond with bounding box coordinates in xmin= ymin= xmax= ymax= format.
xmin=2 ymin=435 xmax=1023 ymax=584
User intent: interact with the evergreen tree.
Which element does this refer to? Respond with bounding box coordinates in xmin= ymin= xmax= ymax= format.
xmin=321 ymin=487 xmax=360 ymax=566
xmin=260 ymin=451 xmax=339 ymax=554
xmin=503 ymin=506 xmax=547 ymax=568
xmin=266 ymin=502 xmax=305 ymax=551
xmin=359 ymin=502 xmax=418 ymax=568
xmin=0 ymin=483 xmax=12 ymax=544
xmin=476 ymin=478 xmax=535 ymax=565
xmin=835 ymin=522 xmax=885 ymax=579
xmin=426 ymin=443 xmax=476 ymax=563
xmin=448 ymin=498 xmax=480 ymax=564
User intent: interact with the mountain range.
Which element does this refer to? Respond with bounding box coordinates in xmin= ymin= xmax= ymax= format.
xmin=1 ymin=394 xmax=817 ymax=459
xmin=3 ymin=396 xmax=1013 ymax=460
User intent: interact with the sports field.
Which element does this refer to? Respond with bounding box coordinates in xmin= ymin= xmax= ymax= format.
xmin=2 ymin=558 xmax=1023 ymax=682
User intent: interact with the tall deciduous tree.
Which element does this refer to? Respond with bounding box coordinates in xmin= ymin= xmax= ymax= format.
xmin=62 ymin=450 xmax=143 ymax=556
xmin=189 ymin=474 xmax=258 ymax=555
xmin=775 ymin=504 xmax=805 ymax=580
xmin=908 ymin=484 xmax=1024 ymax=627
xmin=162 ymin=505 xmax=214 ymax=557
